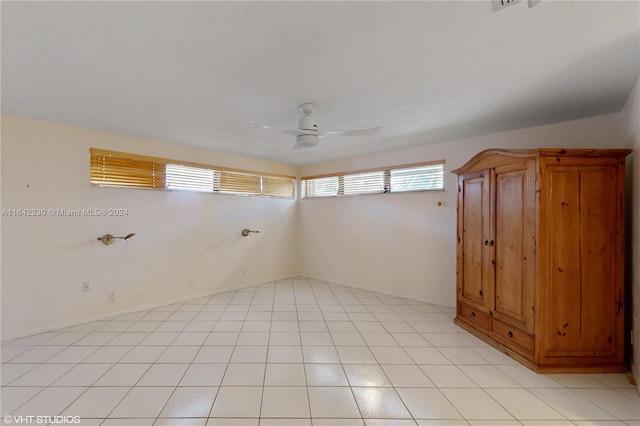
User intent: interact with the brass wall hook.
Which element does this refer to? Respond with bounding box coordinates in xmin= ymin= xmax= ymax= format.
xmin=98 ymin=233 xmax=136 ymax=245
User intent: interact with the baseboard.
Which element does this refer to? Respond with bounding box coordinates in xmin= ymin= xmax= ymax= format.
xmin=300 ymin=274 xmax=455 ymax=309
xmin=1 ymin=273 xmax=299 ymax=342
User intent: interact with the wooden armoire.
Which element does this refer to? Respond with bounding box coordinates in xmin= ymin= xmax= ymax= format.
xmin=452 ymin=148 xmax=631 ymax=373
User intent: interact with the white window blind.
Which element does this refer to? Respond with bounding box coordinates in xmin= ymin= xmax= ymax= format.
xmin=301 ymin=161 xmax=444 ymax=199
xmin=166 ymin=164 xmax=217 ymax=192
xmin=342 ymin=171 xmax=385 ymax=195
xmin=301 ymin=176 xmax=339 ymax=198
xmin=390 ymin=164 xmax=444 ymax=192
xmin=90 ymin=148 xmax=295 ymax=199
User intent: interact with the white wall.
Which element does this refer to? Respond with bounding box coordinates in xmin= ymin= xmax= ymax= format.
xmin=622 ymin=77 xmax=640 ymax=390
xmin=1 ymin=115 xmax=299 ymax=339
xmin=298 ymin=113 xmax=624 ymax=306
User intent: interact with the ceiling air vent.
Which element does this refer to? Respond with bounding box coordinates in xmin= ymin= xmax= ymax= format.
xmin=492 ymin=0 xmax=540 ymax=11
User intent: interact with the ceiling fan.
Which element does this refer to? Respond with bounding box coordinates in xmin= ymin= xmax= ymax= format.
xmin=250 ymin=103 xmax=381 ymax=151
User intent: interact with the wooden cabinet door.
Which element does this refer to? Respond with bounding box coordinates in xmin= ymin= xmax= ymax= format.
xmin=492 ymin=162 xmax=535 ymax=333
xmin=542 ymin=164 xmax=622 ymax=359
xmin=457 ymin=172 xmax=492 ymax=312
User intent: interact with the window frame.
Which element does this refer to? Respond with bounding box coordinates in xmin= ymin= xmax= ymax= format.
xmin=90 ymin=148 xmax=296 ymax=199
xmin=300 ymin=160 xmax=445 ymax=199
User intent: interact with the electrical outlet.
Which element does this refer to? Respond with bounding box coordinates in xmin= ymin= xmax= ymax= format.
xmin=82 ymin=282 xmax=90 ymax=292
xmin=188 ymin=278 xmax=195 ymax=287
xmin=109 ymin=291 xmax=116 ymax=303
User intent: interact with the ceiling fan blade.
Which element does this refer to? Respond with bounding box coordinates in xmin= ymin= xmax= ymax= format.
xmin=282 ymin=128 xmax=313 ymax=137
xmin=248 ymin=120 xmax=276 ymax=130
xmin=319 ymin=126 xmax=381 ymax=138
xmin=249 ymin=120 xmax=312 ymax=138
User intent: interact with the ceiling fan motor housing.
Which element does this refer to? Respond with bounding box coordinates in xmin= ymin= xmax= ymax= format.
xmin=298 ymin=114 xmax=318 ymax=133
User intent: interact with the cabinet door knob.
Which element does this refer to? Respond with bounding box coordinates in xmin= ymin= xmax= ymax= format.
xmin=489 ymin=240 xmax=495 ymax=247
xmin=470 ymin=312 xmax=476 ymax=317
xmin=507 ymin=331 xmax=514 ymax=338
xmin=484 ymin=240 xmax=489 ymax=246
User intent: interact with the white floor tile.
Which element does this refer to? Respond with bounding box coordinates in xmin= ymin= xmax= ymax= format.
xmin=193 ymin=346 xmax=234 ymax=363
xmin=404 ymin=347 xmax=451 ymax=364
xmin=9 ymin=345 xmax=66 ymax=363
xmin=305 ymin=363 xmax=349 ymax=386
xmin=303 ymin=346 xmax=340 ymax=363
xmin=1 ymin=386 xmax=45 ymax=414
xmin=171 ymin=332 xmax=209 ymax=346
xmin=441 ymin=388 xmax=515 ymax=420
xmin=458 ymin=365 xmax=521 ymax=388
xmin=110 ymin=386 xmax=175 ymax=418
xmin=261 ymin=386 xmax=310 ymax=418
xmin=52 ymin=363 xmax=112 ymax=386
xmin=495 ymin=364 xmax=563 ymax=388
xmin=419 ymin=365 xmax=477 ymax=388
xmin=485 ymin=388 xmax=565 ymax=420
xmin=94 ymin=363 xmax=151 ymax=386
xmin=209 ymin=386 xmax=262 ymax=418
xmin=269 ymin=332 xmax=302 ymax=345
xmin=231 ymin=345 xmax=268 ymax=363
xmin=13 ymin=386 xmax=86 ymax=417
xmin=158 ymin=386 xmax=218 ymax=417
xmin=62 ymin=386 xmax=130 ymax=418
xmin=308 ymin=386 xmax=361 ymax=418
xmin=381 ymin=364 xmax=434 ymax=387
xmin=267 ymin=346 xmax=304 ymax=363
xmin=370 ymin=347 xmax=414 ymax=364
xmin=1 ymin=363 xmax=38 ymax=385
xmin=136 ymin=363 xmax=189 ymax=386
xmin=573 ymin=388 xmax=640 ymax=420
xmin=264 ymin=363 xmax=306 ymax=386
xmin=119 ymin=345 xmax=165 ymax=363
xmin=529 ymin=388 xmax=618 ymax=421
xmin=10 ymin=363 xmax=75 ymax=386
xmin=336 ymin=346 xmax=378 ymax=364
xmin=180 ymin=363 xmax=227 ymax=386
xmin=156 ymin=345 xmax=200 ymax=363
xmin=352 ymin=387 xmax=411 ymax=419
xmin=332 ymin=332 xmax=367 ymax=346
xmin=396 ymin=387 xmax=463 ymax=419
xmin=82 ymin=345 xmax=132 ymax=363
xmin=222 ymin=363 xmax=265 ymax=386
xmin=343 ymin=364 xmax=392 ymax=387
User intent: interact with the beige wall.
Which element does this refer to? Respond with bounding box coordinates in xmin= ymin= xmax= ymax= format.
xmin=1 ymin=115 xmax=299 ymax=339
xmin=622 ymin=77 xmax=640 ymax=389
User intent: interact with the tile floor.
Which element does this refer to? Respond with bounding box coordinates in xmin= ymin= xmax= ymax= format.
xmin=1 ymin=277 xmax=638 ymax=425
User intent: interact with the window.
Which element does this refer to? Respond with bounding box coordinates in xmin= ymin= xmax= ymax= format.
xmin=301 ymin=161 xmax=444 ymax=199
xmin=91 ymin=148 xmax=295 ymax=199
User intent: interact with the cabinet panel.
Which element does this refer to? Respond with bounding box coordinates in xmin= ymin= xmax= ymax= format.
xmin=457 ymin=173 xmax=491 ymax=311
xmin=493 ymin=165 xmax=531 ymax=330
xmin=544 ymin=166 xmax=620 ymax=358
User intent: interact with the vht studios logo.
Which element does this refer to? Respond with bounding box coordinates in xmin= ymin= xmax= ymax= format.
xmin=3 ymin=415 xmax=81 ymax=424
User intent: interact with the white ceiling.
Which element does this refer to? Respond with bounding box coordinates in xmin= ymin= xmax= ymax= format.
xmin=2 ymin=1 xmax=639 ymax=165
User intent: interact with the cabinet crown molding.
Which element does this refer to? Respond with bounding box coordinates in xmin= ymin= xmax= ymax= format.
xmin=452 ymin=148 xmax=632 ymax=175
